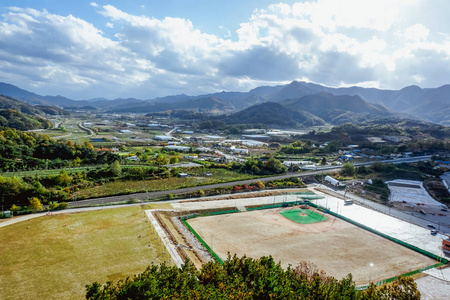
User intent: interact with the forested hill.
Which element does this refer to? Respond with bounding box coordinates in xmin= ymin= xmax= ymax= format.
xmin=223 ymin=102 xmax=325 ymax=127
xmin=0 ymin=94 xmax=68 ymax=116
xmin=0 ymin=94 xmax=68 ymax=130
xmin=0 ymin=109 xmax=52 ymax=130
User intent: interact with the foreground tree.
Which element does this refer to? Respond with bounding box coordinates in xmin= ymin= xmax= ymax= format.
xmin=85 ymin=255 xmax=420 ymax=299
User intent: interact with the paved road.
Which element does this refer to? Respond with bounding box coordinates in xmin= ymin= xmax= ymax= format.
xmin=68 ymin=169 xmax=335 ymax=207
xmin=68 ymin=155 xmax=432 ymax=208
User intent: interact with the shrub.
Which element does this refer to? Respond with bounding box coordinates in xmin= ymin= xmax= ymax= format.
xmin=127 ymin=198 xmax=140 ymax=204
xmin=57 ymin=202 xmax=68 ymax=210
xmin=255 ymin=180 xmax=265 ymax=189
xmin=28 ymin=197 xmax=43 ymax=212
xmin=48 ymin=201 xmax=59 ymax=210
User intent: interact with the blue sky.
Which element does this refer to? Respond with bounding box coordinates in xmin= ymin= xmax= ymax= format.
xmin=1 ymin=0 xmax=450 ymax=99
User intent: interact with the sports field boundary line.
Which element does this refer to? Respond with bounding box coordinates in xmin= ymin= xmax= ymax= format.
xmin=182 ymin=218 xmax=223 ymax=264
xmin=305 ymin=201 xmax=448 ymax=289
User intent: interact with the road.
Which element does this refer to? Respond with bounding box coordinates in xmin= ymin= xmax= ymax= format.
xmin=68 ymin=169 xmax=330 ymax=207
xmin=68 ymin=155 xmax=433 ymax=208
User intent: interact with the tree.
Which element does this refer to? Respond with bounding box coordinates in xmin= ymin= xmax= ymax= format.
xmin=110 ymin=160 xmax=122 ymax=176
xmin=170 ymin=156 xmax=179 ymax=164
xmin=72 ymin=157 xmax=81 ymax=167
xmin=265 ymin=157 xmax=287 ymax=174
xmin=28 ymin=197 xmax=43 ymax=211
xmin=57 ymin=170 xmax=72 ymax=187
xmin=341 ymin=163 xmax=356 ymax=177
xmin=9 ymin=204 xmax=21 ymax=215
xmin=85 ymin=255 xmax=420 ymax=299
xmin=378 ymin=276 xmax=421 ymax=300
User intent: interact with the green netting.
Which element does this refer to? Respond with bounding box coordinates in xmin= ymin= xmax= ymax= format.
xmin=182 ymin=219 xmax=223 ymax=264
xmin=247 ymin=204 xmax=284 ymax=211
xmin=280 ymin=208 xmax=328 ymax=224
xmin=356 ymin=262 xmax=445 ymax=290
xmin=209 ymin=210 xmax=239 ymax=216
xmin=291 ymin=191 xmax=316 ymax=195
xmin=306 ymin=201 xmax=449 ymax=289
xmin=297 ymin=195 xmax=325 ymax=200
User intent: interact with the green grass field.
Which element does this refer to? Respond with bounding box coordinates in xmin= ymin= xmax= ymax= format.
xmin=0 ymin=204 xmax=172 ymax=300
xmin=279 ymin=208 xmax=328 ymax=224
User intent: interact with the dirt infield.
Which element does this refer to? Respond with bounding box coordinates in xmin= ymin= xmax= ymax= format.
xmin=187 ymin=206 xmax=436 ymax=285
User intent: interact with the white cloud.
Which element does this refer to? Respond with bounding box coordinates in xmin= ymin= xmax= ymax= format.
xmin=404 ymin=24 xmax=429 ymax=42
xmin=0 ymin=1 xmax=450 ymax=99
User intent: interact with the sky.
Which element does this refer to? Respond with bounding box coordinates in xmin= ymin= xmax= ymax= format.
xmin=1 ymin=0 xmax=450 ymax=100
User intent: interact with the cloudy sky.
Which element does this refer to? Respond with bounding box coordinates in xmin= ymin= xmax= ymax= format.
xmin=1 ymin=0 xmax=450 ymax=100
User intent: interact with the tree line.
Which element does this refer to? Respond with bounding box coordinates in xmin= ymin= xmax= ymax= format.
xmin=86 ymin=254 xmax=420 ymax=299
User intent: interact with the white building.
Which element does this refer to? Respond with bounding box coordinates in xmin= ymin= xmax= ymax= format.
xmin=324 ymin=175 xmax=342 ymax=186
xmin=154 ymin=135 xmax=172 ymax=141
xmin=165 ymin=145 xmax=190 ymax=152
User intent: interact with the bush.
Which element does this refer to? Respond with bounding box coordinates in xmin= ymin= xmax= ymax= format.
xmin=167 ymin=193 xmax=174 ymax=199
xmin=127 ymin=198 xmax=140 ymax=204
xmin=255 ymin=180 xmax=265 ymax=189
xmin=48 ymin=201 xmax=59 ymax=210
xmin=28 ymin=197 xmax=43 ymax=212
xmin=57 ymin=202 xmax=68 ymax=210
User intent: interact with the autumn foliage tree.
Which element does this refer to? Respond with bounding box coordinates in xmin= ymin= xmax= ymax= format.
xmin=85 ymin=255 xmax=420 ymax=299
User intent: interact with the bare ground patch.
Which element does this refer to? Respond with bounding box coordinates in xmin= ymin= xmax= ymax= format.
xmin=187 ymin=207 xmax=436 ymax=285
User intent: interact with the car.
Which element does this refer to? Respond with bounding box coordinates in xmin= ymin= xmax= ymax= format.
xmin=431 ymin=230 xmax=438 ymax=236
xmin=427 ymin=224 xmax=436 ymax=229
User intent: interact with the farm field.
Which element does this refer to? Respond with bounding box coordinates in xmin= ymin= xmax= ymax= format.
xmin=187 ymin=206 xmax=436 ymax=285
xmin=0 ymin=204 xmax=172 ymax=300
xmin=75 ymin=168 xmax=257 ymax=199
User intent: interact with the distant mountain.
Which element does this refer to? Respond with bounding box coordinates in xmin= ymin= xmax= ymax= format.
xmin=112 ymin=96 xmax=234 ymax=113
xmin=281 ymin=92 xmax=392 ymax=124
xmin=1 ymin=80 xmax=450 ymax=124
xmin=224 ymin=102 xmax=325 ymax=127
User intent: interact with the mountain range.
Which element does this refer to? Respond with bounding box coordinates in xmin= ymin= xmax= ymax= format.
xmin=0 ymin=81 xmax=449 ymax=125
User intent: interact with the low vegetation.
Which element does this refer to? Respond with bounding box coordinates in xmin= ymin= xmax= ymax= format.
xmin=85 ymin=254 xmax=420 ymax=299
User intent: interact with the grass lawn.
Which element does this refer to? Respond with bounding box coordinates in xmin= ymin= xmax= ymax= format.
xmin=279 ymin=208 xmax=328 ymax=224
xmin=0 ymin=205 xmax=172 ymax=300
xmin=76 ymin=168 xmax=257 ymax=199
